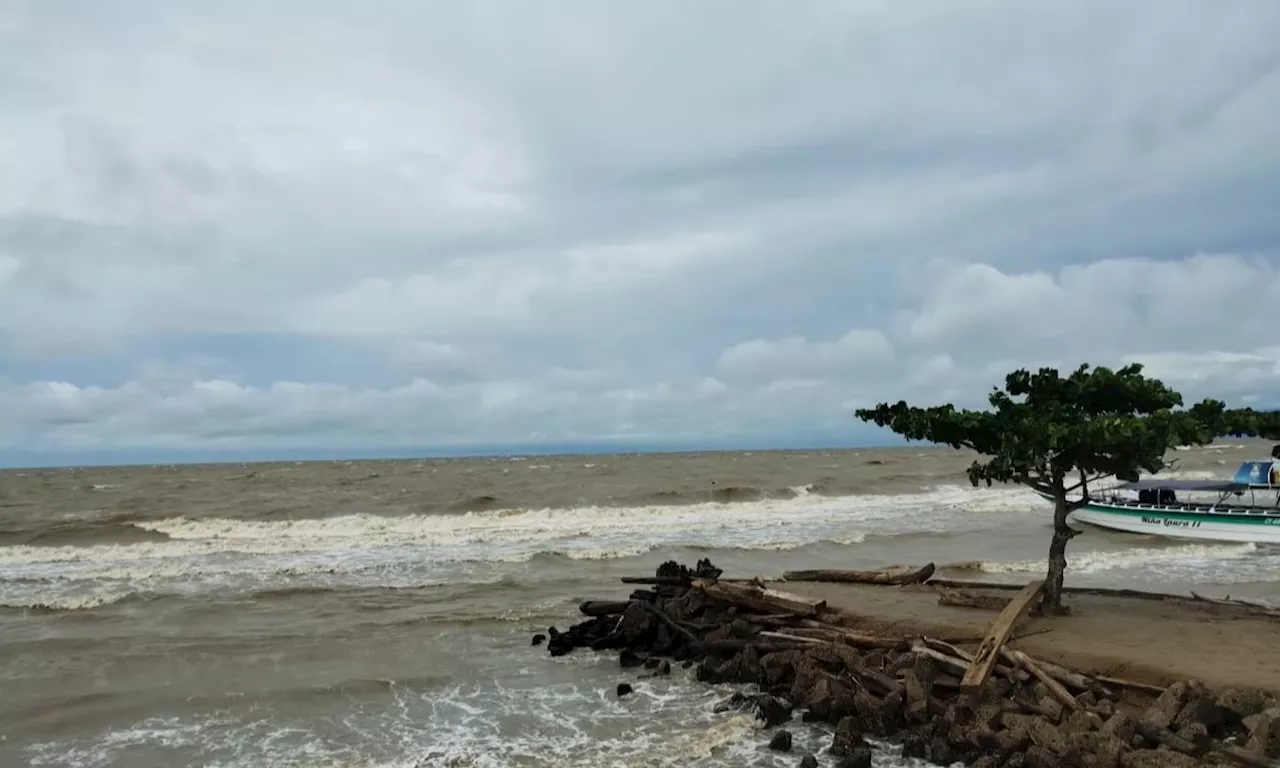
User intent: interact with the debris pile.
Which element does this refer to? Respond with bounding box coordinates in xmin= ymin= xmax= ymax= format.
xmin=539 ymin=559 xmax=1280 ymax=768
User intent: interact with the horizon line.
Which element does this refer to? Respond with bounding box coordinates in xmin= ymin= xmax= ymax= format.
xmin=1 ymin=433 xmax=1272 ymax=472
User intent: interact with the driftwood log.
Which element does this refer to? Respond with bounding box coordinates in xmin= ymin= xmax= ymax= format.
xmin=782 ymin=562 xmax=936 ymax=585
xmin=578 ymin=600 xmax=630 ymax=617
xmin=960 ymin=579 xmax=1044 ymax=692
xmin=926 ymin=578 xmax=1280 ymax=619
xmin=694 ymin=578 xmax=826 ymax=617
xmin=937 ymin=588 xmax=1010 ymax=611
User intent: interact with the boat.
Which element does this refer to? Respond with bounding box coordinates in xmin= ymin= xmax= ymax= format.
xmin=1034 ymin=448 xmax=1280 ymax=544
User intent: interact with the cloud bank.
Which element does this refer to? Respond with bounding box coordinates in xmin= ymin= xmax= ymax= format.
xmin=3 ymin=1 xmax=1280 ymax=463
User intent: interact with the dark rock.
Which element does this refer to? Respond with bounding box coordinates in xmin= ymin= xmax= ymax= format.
xmin=1061 ymin=709 xmax=1102 ymax=734
xmin=1174 ymin=721 xmax=1209 ymax=751
xmin=1000 ymin=713 xmax=1067 ymax=755
xmin=947 ymin=720 xmax=1000 ymax=755
xmin=1090 ymin=698 xmax=1117 ymax=720
xmin=1101 ymin=712 xmax=1137 ymax=742
xmin=531 ymin=633 xmax=546 ymax=646
xmin=903 ymin=668 xmax=931 ymax=722
xmin=1039 ymin=695 xmax=1065 ymax=723
xmin=681 ymin=660 xmax=694 ymax=669
xmin=740 ymin=644 xmax=763 ymax=684
xmin=1002 ymin=754 xmax=1029 ymax=768
xmin=547 ymin=632 xmax=574 ymax=657
xmin=713 ymin=692 xmax=793 ymax=728
xmin=619 ymin=602 xmax=655 ymax=646
xmin=696 ymin=657 xmax=739 ymax=684
xmin=1173 ymin=685 xmax=1230 ymax=734
xmin=861 ymin=649 xmax=887 ymax=670
xmin=1023 ymin=745 xmax=1057 ymax=768
xmin=972 ymin=758 xmax=1001 ymax=768
xmin=652 ymin=624 xmax=675 ymax=654
xmin=654 ymin=660 xmax=671 ymax=676
xmin=849 ymin=687 xmax=888 ymax=737
xmin=768 ymin=730 xmax=793 ymax=752
xmin=1243 ymin=707 xmax=1280 ymax=757
xmin=899 ymin=722 xmax=936 ymax=760
xmin=703 ymin=624 xmax=734 ymax=645
xmin=794 ymin=673 xmax=857 ymax=722
xmin=799 ymin=756 xmax=818 ymax=768
xmin=830 ymin=715 xmax=866 ymax=756
xmin=1141 ymin=680 xmax=1201 ymax=729
xmin=926 ymin=734 xmax=952 ymax=765
xmin=804 ymin=642 xmax=862 ymax=672
xmin=643 ymin=657 xmax=660 ymax=669
xmin=1080 ymin=733 xmax=1126 ymax=768
xmin=878 ymin=688 xmax=906 ymax=735
xmin=694 ymin=557 xmax=722 ymax=579
xmin=762 ymin=651 xmax=799 ymax=689
xmin=1217 ymin=687 xmax=1274 ymax=721
xmin=837 ymin=745 xmax=873 ymax=768
xmin=1120 ymin=749 xmax=1198 ymax=768
xmin=616 ymin=683 xmax=633 ymax=698
xmin=619 ymin=650 xmax=644 ymax=669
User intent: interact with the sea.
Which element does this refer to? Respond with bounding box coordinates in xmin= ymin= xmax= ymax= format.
xmin=3 ymin=440 xmax=1279 ymax=768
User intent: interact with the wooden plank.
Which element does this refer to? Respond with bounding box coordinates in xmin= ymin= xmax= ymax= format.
xmin=1094 ymin=674 xmax=1166 ymax=696
xmin=1009 ymin=649 xmax=1080 ymax=712
xmin=578 ymin=600 xmax=629 ymax=616
xmin=782 ymin=563 xmax=936 ymax=585
xmin=780 ymin=624 xmax=911 ymax=650
xmin=959 ymin=579 xmax=1044 ymax=693
xmin=621 ymin=576 xmax=755 ymax=586
xmin=998 ymin=648 xmax=1101 ymax=694
xmin=927 ymin=579 xmax=1280 ymax=618
xmin=694 ymin=579 xmax=826 ymax=617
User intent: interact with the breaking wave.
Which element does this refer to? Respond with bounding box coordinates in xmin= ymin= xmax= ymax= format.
xmin=977 ymin=542 xmax=1260 ymax=575
xmin=0 ymin=484 xmax=1036 ymax=610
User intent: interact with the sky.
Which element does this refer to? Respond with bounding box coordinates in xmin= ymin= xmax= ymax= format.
xmin=3 ymin=1 xmax=1280 ymax=466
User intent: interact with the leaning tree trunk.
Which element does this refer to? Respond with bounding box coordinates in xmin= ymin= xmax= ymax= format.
xmin=1041 ymin=482 xmax=1078 ymax=615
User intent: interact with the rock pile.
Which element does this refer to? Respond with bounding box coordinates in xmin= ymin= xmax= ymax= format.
xmin=539 ymin=559 xmax=1280 ymax=768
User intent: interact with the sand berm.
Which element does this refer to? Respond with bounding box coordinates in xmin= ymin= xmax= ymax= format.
xmin=537 ymin=559 xmax=1280 ymax=768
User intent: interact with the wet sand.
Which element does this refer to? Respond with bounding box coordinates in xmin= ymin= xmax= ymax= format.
xmin=782 ymin=580 xmax=1280 ymax=692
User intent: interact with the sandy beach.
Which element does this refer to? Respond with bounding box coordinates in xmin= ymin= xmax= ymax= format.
xmin=781 ymin=580 xmax=1280 ymax=692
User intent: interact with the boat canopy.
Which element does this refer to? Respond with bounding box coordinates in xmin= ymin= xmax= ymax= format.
xmin=1114 ymin=478 xmax=1249 ymax=492
xmin=1232 ymin=461 xmax=1279 ymax=488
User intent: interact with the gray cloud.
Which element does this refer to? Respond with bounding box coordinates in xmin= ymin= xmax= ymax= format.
xmin=3 ymin=1 xmax=1280 ymax=462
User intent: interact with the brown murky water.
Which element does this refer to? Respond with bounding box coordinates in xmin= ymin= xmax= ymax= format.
xmin=3 ymin=441 xmax=1277 ymax=767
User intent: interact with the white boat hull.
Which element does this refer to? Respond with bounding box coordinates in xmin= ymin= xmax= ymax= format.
xmin=1066 ymin=504 xmax=1280 ymax=544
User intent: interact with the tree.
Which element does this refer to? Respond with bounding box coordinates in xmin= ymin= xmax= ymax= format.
xmin=854 ymin=363 xmax=1253 ymax=615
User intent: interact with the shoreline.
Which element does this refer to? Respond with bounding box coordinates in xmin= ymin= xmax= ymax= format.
xmin=539 ymin=560 xmax=1280 ymax=767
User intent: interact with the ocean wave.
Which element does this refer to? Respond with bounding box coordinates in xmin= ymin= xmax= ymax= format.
xmin=0 ymin=484 xmax=1037 ymax=610
xmin=975 ymin=542 xmax=1261 ymax=575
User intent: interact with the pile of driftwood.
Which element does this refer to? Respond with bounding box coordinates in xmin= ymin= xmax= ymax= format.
xmin=538 ymin=559 xmax=1280 ymax=768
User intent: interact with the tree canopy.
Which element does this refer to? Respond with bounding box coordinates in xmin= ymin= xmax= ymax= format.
xmin=855 ymin=362 xmax=1280 ymax=613
xmin=855 ymin=363 xmax=1277 ymax=497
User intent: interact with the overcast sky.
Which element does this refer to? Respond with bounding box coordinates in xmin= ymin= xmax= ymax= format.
xmin=3 ymin=1 xmax=1280 ymax=465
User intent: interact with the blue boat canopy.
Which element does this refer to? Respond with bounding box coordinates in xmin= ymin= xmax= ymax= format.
xmin=1115 ymin=478 xmax=1248 ymax=492
xmin=1233 ymin=461 xmax=1279 ymax=488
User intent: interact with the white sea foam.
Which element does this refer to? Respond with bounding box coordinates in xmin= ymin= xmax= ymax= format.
xmin=16 ymin=656 xmax=922 ymax=768
xmin=980 ymin=542 xmax=1259 ymax=575
xmin=0 ymin=484 xmax=1035 ymax=610
xmin=973 ymin=541 xmax=1280 ymax=587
